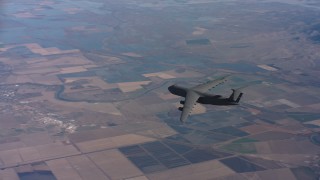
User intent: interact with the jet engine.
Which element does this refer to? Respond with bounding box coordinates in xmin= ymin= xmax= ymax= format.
xmin=178 ymin=107 xmax=183 ymax=111
xmin=180 ymin=100 xmax=185 ymax=105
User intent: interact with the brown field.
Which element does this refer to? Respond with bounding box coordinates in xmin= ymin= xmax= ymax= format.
xmin=192 ymin=27 xmax=208 ymax=35
xmin=143 ymin=72 xmax=176 ymax=79
xmin=0 ymin=149 xmax=22 ymax=166
xmin=59 ymin=66 xmax=88 ymax=74
xmin=255 ymin=139 xmax=319 ymax=154
xmin=119 ymin=101 xmax=148 ymax=115
xmin=247 ymin=108 xmax=261 ymax=115
xmin=24 ymin=43 xmax=80 ymax=56
xmin=63 ymin=8 xmax=82 ymax=14
xmin=241 ymin=155 xmax=283 ymax=169
xmin=309 ymin=103 xmax=320 ymax=109
xmin=84 ymin=53 xmax=124 ymax=65
xmin=25 ymin=57 xmax=48 ymax=64
xmin=46 ymin=158 xmax=82 ymax=180
xmin=147 ymin=160 xmax=235 ymax=180
xmin=165 ymin=69 xmax=204 ymax=78
xmin=277 ymin=99 xmax=301 ymax=108
xmin=35 ymin=142 xmax=80 ymax=159
xmin=258 ymin=154 xmax=312 ymax=166
xmin=13 ymin=67 xmax=60 ymax=75
xmin=66 ymin=155 xmax=108 ymax=180
xmin=19 ymin=147 xmax=41 ymax=162
xmin=63 ymin=76 xmax=117 ymax=90
xmin=257 ymin=64 xmax=278 ymax=71
xmin=68 ymin=122 xmax=127 ymax=143
xmin=40 ymin=47 xmax=61 ymax=55
xmin=276 ymin=84 xmax=302 ymax=94
xmin=0 ymin=168 xmax=19 ymax=180
xmin=29 ymin=74 xmax=61 ymax=85
xmin=253 ymin=168 xmax=296 ymax=179
xmin=122 ymin=52 xmax=143 ymax=57
xmin=0 ymin=141 xmax=25 ymax=152
xmin=136 ymin=126 xmax=177 ymax=139
xmin=240 ymin=124 xmax=270 ymax=134
xmin=78 ymin=103 xmax=122 ymax=115
xmin=214 ymin=174 xmax=247 ymax=180
xmin=76 ymin=134 xmax=155 ymax=153
xmin=69 ymin=26 xmax=100 ymax=32
xmin=125 ymin=176 xmax=149 ymax=180
xmin=157 ymin=92 xmax=178 ymax=100
xmin=111 ymin=120 xmax=172 ymax=134
xmin=304 ymin=119 xmax=320 ymax=126
xmin=88 ymin=149 xmax=143 ymax=179
xmin=15 ymin=164 xmax=33 ymax=173
xmin=32 ymin=163 xmax=51 ymax=171
xmin=254 ymin=142 xmax=273 ymax=154
xmin=278 ymin=122 xmax=309 ymax=133
xmin=26 ymin=54 xmax=92 ymax=68
xmin=83 ymin=64 xmax=98 ymax=68
xmin=247 ymin=131 xmax=293 ymax=141
xmin=140 ymin=102 xmax=174 ymax=115
xmin=13 ymin=12 xmax=35 ymax=18
xmin=117 ymin=81 xmax=151 ymax=93
xmin=76 ymin=137 xmax=117 ymax=153
xmin=143 ymin=69 xmax=203 ymax=80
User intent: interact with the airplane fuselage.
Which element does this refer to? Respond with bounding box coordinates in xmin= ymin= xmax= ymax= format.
xmin=168 ymin=85 xmax=238 ymax=106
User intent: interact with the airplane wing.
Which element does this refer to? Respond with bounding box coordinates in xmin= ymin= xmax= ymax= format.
xmin=192 ymin=75 xmax=229 ymax=93
xmin=180 ymin=91 xmax=200 ymax=122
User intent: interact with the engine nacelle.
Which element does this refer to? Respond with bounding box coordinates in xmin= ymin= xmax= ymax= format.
xmin=180 ymin=100 xmax=185 ymax=105
xmin=178 ymin=107 xmax=183 ymax=111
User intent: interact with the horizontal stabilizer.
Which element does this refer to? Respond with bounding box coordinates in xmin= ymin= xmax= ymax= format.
xmin=229 ymin=88 xmax=244 ymax=103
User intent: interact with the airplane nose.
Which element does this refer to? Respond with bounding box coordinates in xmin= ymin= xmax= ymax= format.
xmin=168 ymin=84 xmax=178 ymax=93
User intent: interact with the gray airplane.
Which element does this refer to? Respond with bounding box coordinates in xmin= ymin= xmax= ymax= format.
xmin=168 ymin=75 xmax=243 ymax=122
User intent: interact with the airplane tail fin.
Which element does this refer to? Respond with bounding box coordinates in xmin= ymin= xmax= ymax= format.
xmin=228 ymin=88 xmax=244 ymax=103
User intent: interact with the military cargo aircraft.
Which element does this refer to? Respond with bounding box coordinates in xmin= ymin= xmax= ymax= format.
xmin=168 ymin=75 xmax=244 ymax=122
